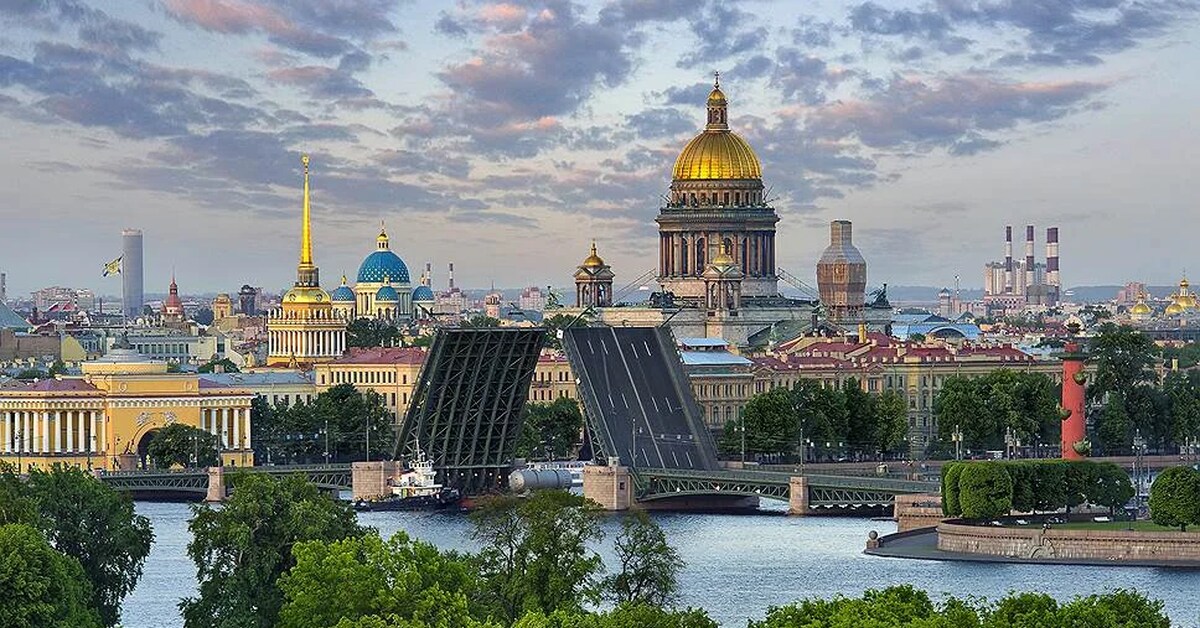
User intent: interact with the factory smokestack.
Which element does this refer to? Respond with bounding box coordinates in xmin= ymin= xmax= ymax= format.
xmin=1047 ymin=226 xmax=1060 ymax=302
xmin=425 ymin=262 xmax=432 ymax=288
xmin=1004 ymin=226 xmax=1013 ymax=293
xmin=1025 ymin=225 xmax=1035 ymax=290
xmin=448 ymin=262 xmax=455 ymax=290
xmin=0 ymin=272 xmax=5 ymax=304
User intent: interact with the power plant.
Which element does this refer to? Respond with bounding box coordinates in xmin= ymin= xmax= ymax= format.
xmin=983 ymin=225 xmax=1060 ymax=311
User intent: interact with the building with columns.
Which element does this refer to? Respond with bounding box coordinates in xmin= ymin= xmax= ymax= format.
xmin=574 ymin=242 xmax=615 ymax=308
xmin=267 ymin=155 xmax=349 ymax=367
xmin=0 ymin=336 xmax=254 ymax=471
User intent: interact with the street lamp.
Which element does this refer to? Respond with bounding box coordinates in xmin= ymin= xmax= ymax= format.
xmin=1004 ymin=427 xmax=1015 ymax=460
xmin=1133 ymin=429 xmax=1147 ymax=510
xmin=952 ymin=424 xmax=963 ymax=461
xmin=323 ymin=419 xmax=330 ymax=465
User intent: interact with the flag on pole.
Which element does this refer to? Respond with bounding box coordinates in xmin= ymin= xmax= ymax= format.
xmin=102 ymin=256 xmax=122 ymax=277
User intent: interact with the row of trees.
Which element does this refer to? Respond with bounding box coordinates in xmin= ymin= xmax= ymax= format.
xmin=0 ymin=464 xmax=154 ymax=627
xmin=178 ymin=473 xmax=703 ymax=628
xmin=250 ymin=384 xmax=394 ymax=464
xmin=941 ymin=460 xmax=1134 ymax=520
xmin=933 ymin=370 xmax=1062 ymax=455
xmin=718 ymin=379 xmax=908 ymax=460
xmin=515 ymin=398 xmax=584 ymax=461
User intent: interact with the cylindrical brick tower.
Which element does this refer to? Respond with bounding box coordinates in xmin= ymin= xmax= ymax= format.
xmin=1061 ymin=342 xmax=1087 ymax=459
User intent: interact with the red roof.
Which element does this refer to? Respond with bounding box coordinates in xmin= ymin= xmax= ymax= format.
xmin=1 ymin=378 xmax=100 ymax=392
xmin=330 ymin=347 xmax=427 ymax=365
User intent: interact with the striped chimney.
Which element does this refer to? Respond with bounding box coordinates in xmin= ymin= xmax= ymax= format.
xmin=1004 ymin=226 xmax=1013 ymax=293
xmin=448 ymin=262 xmax=455 ymax=290
xmin=1046 ymin=226 xmax=1060 ymax=288
xmin=1025 ymin=225 xmax=1036 ymax=290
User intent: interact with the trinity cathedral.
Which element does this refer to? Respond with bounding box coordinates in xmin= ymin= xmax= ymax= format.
xmin=569 ymin=77 xmax=818 ymax=347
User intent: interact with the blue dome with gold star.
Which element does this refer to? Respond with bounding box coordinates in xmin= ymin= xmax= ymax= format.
xmin=331 ymin=275 xmax=355 ymax=302
xmin=376 ymin=283 xmax=399 ymax=302
xmin=357 ymin=226 xmax=410 ymax=284
xmin=412 ymin=285 xmax=434 ymax=302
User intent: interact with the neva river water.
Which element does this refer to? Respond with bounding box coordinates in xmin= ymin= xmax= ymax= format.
xmin=124 ymin=501 xmax=1200 ymax=627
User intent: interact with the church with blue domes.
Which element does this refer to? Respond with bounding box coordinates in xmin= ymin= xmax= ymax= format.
xmin=329 ymin=223 xmax=414 ymax=322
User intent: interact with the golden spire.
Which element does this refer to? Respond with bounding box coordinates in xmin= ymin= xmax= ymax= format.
xmin=300 ymin=154 xmax=313 ymax=267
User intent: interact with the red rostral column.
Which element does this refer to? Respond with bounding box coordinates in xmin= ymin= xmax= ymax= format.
xmin=1060 ymin=342 xmax=1087 ymax=459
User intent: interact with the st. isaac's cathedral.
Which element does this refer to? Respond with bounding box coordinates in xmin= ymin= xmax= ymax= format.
xmin=568 ymin=76 xmax=817 ymax=347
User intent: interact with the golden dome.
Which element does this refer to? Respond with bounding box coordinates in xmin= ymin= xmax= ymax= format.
xmin=671 ymin=73 xmax=762 ymax=182
xmin=1167 ymin=301 xmax=1185 ymax=315
xmin=672 ymin=132 xmax=762 ymax=181
xmin=581 ymin=241 xmax=606 ymax=268
xmin=284 ymin=285 xmax=330 ymax=305
xmin=1131 ymin=300 xmax=1152 ymax=316
xmin=711 ymin=245 xmax=735 ymax=267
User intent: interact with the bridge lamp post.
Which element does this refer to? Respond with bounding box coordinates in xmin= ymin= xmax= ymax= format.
xmin=324 ymin=419 xmax=330 ymax=465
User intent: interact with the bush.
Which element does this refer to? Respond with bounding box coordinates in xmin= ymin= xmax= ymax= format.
xmin=941 ymin=463 xmax=963 ymax=517
xmin=958 ymin=463 xmax=1013 ymax=520
xmin=1149 ymin=466 xmax=1200 ymax=531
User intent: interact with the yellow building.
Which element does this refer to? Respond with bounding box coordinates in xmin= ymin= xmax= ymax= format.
xmin=267 ymin=155 xmax=348 ymax=366
xmin=0 ymin=337 xmax=254 ymax=471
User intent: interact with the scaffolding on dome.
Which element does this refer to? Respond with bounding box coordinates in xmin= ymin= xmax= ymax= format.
xmin=393 ymin=327 xmax=545 ymax=496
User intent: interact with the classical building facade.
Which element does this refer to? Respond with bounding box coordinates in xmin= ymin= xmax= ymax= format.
xmin=266 ymin=155 xmax=348 ymax=367
xmin=574 ymin=243 xmax=614 ymax=308
xmin=0 ymin=339 xmax=254 ymax=471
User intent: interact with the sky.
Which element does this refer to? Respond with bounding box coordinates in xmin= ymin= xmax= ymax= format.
xmin=1 ymin=0 xmax=1198 ymax=298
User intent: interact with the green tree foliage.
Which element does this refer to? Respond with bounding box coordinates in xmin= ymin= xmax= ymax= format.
xmin=180 ymin=473 xmax=363 ymax=628
xmin=463 ymin=315 xmax=502 ymax=328
xmin=192 ymin=307 xmax=215 ymax=325
xmin=934 ymin=370 xmax=1061 ymax=452
xmin=513 ymin=605 xmax=717 ymax=628
xmin=1149 ymin=466 xmax=1200 ymax=531
xmin=0 ymin=523 xmax=102 ymax=628
xmin=471 ymin=491 xmax=603 ymax=623
xmin=750 ymin=586 xmax=1169 ymax=628
xmin=720 ymin=387 xmax=797 ymax=456
xmin=948 ymin=461 xmax=1130 ymax=517
xmin=1165 ymin=370 xmax=1200 ymax=447
xmin=517 ymin=398 xmax=584 ymax=460
xmin=146 ymin=423 xmax=220 ymax=469
xmin=941 ymin=463 xmax=963 ymax=517
xmin=1088 ymin=323 xmax=1158 ymax=403
xmin=250 ymin=385 xmax=394 ymax=464
xmin=26 ymin=466 xmax=153 ymax=627
xmin=543 ymin=312 xmax=588 ymax=350
xmin=1091 ymin=463 xmax=1135 ymax=513
xmin=0 ymin=463 xmax=39 ymax=525
xmin=346 ymin=317 xmax=401 ymax=348
xmin=603 ymin=510 xmax=683 ymax=608
xmin=957 ymin=463 xmax=1013 ymax=520
xmin=48 ymin=359 xmax=67 ymax=377
xmin=1096 ymin=393 xmax=1131 ymax=454
xmin=198 ymin=357 xmax=240 ymax=373
xmin=277 ymin=531 xmax=491 ymax=628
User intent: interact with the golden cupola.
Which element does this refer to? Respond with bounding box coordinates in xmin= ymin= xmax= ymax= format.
xmin=1130 ymin=293 xmax=1152 ymax=319
xmin=668 ymin=73 xmax=765 ymax=208
xmin=581 ymin=241 xmax=606 ymax=269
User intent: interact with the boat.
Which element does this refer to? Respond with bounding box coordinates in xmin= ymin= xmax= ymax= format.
xmin=352 ymin=451 xmax=461 ymax=512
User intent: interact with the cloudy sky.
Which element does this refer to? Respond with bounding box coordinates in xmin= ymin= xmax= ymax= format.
xmin=1 ymin=0 xmax=1197 ymax=298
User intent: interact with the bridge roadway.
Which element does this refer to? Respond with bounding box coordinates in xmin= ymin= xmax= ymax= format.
xmin=634 ymin=466 xmax=938 ymax=511
xmin=96 ymin=464 xmax=352 ymax=499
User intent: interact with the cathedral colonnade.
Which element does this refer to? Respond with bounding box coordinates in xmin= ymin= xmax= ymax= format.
xmin=659 ymin=231 xmax=776 ymax=279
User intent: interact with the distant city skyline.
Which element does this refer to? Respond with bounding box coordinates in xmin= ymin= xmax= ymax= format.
xmin=1 ymin=1 xmax=1198 ymax=296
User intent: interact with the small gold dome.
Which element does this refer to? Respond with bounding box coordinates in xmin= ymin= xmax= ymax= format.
xmin=711 ymin=246 xmax=735 ymax=267
xmin=581 ymin=242 xmax=606 ymax=268
xmin=1131 ymin=300 xmax=1152 ymax=316
xmin=1167 ymin=302 xmax=1185 ymax=315
xmin=707 ymin=85 xmax=727 ymax=107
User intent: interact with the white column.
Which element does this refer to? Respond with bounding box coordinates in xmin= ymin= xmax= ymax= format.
xmin=24 ymin=411 xmax=31 ymax=453
xmin=222 ymin=408 xmax=230 ymax=449
xmin=89 ymin=411 xmax=97 ymax=454
xmin=41 ymin=411 xmax=49 ymax=454
xmin=66 ymin=410 xmax=75 ymax=453
xmin=244 ymin=405 xmax=252 ymax=451
xmin=99 ymin=412 xmax=107 ymax=454
xmin=210 ymin=409 xmax=219 ymax=438
xmin=53 ymin=410 xmax=62 ymax=453
xmin=232 ymin=407 xmax=240 ymax=450
xmin=2 ymin=411 xmax=9 ymax=454
xmin=78 ymin=411 xmax=87 ymax=454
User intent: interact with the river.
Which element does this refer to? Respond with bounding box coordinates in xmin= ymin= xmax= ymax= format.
xmin=123 ymin=501 xmax=1200 ymax=627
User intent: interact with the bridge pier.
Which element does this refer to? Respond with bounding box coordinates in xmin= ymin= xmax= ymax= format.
xmin=206 ymin=466 xmax=226 ymax=502
xmin=788 ymin=476 xmax=809 ymax=516
xmin=582 ymin=464 xmax=632 ymax=511
xmin=352 ymin=461 xmax=400 ymax=501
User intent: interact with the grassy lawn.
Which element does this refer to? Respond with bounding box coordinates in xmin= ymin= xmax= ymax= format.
xmin=1007 ymin=520 xmax=1180 ymax=532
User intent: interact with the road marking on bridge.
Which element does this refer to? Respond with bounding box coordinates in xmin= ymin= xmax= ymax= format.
xmin=671 ymin=451 xmax=680 ymax=466
xmin=644 ymin=341 xmax=652 ymax=356
xmin=651 ymin=397 xmax=659 ymax=412
xmin=611 ymin=328 xmax=664 ymax=468
xmin=685 ymin=451 xmax=693 ymax=468
xmin=621 ymin=392 xmax=629 ymax=409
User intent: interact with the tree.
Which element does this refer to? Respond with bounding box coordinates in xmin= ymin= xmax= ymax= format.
xmin=957 ymin=463 xmax=1013 ymax=520
xmin=1096 ymin=394 xmax=1131 ymax=455
xmin=722 ymin=387 xmax=798 ymax=456
xmin=463 ymin=314 xmax=502 ymax=328
xmin=935 ymin=371 xmax=1061 ymax=454
xmin=1055 ymin=590 xmax=1170 ymax=628
xmin=514 ymin=605 xmax=717 ymax=628
xmin=517 ymin=398 xmax=584 ymax=460
xmin=146 ymin=423 xmax=220 ymax=469
xmin=0 ymin=523 xmax=103 ymax=628
xmin=941 ymin=463 xmax=963 ymax=517
xmin=874 ymin=389 xmax=910 ymax=455
xmin=1165 ymin=370 xmax=1200 ymax=449
xmin=198 ymin=357 xmax=240 ymax=373
xmin=603 ymin=510 xmax=683 ymax=607
xmin=26 ymin=466 xmax=153 ymax=627
xmin=346 ymin=318 xmax=401 ymax=348
xmin=471 ymin=491 xmax=603 ymax=623
xmin=278 ymin=531 xmax=491 ymax=628
xmin=1149 ymin=466 xmax=1200 ymax=531
xmin=48 ymin=359 xmax=67 ymax=377
xmin=0 ymin=463 xmax=38 ymax=526
xmin=1088 ymin=323 xmax=1157 ymax=403
xmin=543 ymin=312 xmax=588 ymax=350
xmin=180 ymin=473 xmax=363 ymax=628
xmin=307 ymin=384 xmax=395 ymax=462
xmin=1090 ymin=463 xmax=1134 ymax=514
xmin=192 ymin=307 xmax=215 ymax=325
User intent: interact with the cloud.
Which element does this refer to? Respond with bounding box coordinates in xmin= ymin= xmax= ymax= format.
xmin=808 ymin=74 xmax=1107 ymax=154
xmin=678 ymin=2 xmax=768 ymax=68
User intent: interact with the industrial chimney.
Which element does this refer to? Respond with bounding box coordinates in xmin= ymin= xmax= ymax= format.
xmin=425 ymin=262 xmax=432 ymax=288
xmin=1025 ymin=225 xmax=1035 ymax=292
xmin=448 ymin=262 xmax=456 ymax=291
xmin=1004 ymin=226 xmax=1013 ymax=293
xmin=1046 ymin=226 xmax=1060 ymax=303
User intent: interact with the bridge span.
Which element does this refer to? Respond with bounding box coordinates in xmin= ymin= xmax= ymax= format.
xmin=96 ymin=464 xmax=352 ymax=501
xmin=562 ymin=326 xmax=937 ymax=514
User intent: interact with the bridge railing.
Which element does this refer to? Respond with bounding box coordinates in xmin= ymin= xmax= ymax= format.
xmin=634 ymin=467 xmax=937 ymax=493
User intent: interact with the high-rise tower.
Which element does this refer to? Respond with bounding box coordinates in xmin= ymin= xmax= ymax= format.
xmin=122 ymin=229 xmax=143 ymax=318
xmin=816 ymin=220 xmax=867 ymax=323
xmin=267 ymin=155 xmax=347 ymax=367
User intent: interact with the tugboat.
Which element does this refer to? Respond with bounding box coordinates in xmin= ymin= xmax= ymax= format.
xmin=353 ymin=451 xmax=461 ymax=511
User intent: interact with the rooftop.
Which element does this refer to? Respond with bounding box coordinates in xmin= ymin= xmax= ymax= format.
xmin=329 ymin=346 xmax=427 ymax=365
